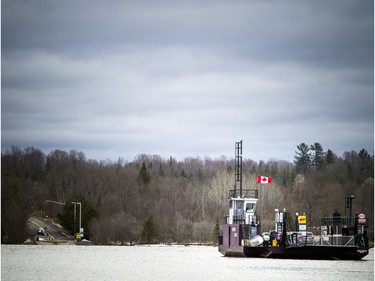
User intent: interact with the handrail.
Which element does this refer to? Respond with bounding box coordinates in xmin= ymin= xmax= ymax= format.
xmin=229 ymin=189 xmax=258 ymax=199
xmin=224 ymin=215 xmax=261 ymax=225
xmin=317 ymin=235 xmax=356 ymax=246
xmin=321 ymin=216 xmax=355 ymax=226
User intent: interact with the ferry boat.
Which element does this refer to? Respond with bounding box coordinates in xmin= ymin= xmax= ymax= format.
xmin=218 ymin=141 xmax=369 ymax=260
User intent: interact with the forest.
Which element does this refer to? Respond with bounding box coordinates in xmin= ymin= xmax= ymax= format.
xmin=1 ymin=143 xmax=374 ymax=245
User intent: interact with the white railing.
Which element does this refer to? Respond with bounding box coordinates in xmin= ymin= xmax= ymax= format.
xmin=315 ymin=235 xmax=355 ymax=246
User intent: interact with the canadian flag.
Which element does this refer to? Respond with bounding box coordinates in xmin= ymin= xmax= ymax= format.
xmin=257 ymin=175 xmax=272 ymax=184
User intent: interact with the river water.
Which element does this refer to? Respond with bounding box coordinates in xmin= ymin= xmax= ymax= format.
xmin=2 ymin=245 xmax=374 ymax=281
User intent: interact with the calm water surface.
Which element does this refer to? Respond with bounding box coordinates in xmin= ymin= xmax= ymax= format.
xmin=2 ymin=245 xmax=374 ymax=281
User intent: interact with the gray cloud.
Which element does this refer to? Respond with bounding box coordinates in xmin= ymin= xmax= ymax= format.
xmin=2 ymin=0 xmax=373 ymax=162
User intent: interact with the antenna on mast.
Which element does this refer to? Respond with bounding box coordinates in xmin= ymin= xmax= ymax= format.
xmin=235 ymin=140 xmax=243 ymax=197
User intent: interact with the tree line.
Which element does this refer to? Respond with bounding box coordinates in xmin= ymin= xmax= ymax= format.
xmin=1 ymin=143 xmax=373 ymax=244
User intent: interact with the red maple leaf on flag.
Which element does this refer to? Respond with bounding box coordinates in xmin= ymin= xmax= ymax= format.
xmin=257 ymin=175 xmax=272 ymax=184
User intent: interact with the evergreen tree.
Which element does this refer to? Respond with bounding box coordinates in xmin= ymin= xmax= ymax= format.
xmin=138 ymin=162 xmax=151 ymax=184
xmin=141 ymin=215 xmax=157 ymax=244
xmin=213 ymin=219 xmax=220 ymax=245
xmin=197 ymin=168 xmax=204 ymax=182
xmin=294 ymin=143 xmax=311 ymax=174
xmin=326 ymin=149 xmax=336 ymax=165
xmin=310 ymin=142 xmax=325 ymax=170
xmin=158 ymin=164 xmax=165 ymax=177
xmin=180 ymin=169 xmax=187 ymax=178
xmin=357 ymin=149 xmax=374 ymax=181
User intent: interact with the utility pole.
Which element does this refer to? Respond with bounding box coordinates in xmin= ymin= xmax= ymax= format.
xmin=72 ymin=202 xmax=77 ymax=235
xmin=77 ymin=202 xmax=82 ymax=239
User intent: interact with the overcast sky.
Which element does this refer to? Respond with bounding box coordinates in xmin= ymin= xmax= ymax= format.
xmin=2 ymin=0 xmax=374 ymax=163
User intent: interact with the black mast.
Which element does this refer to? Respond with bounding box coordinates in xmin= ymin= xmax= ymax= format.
xmin=235 ymin=140 xmax=243 ymax=197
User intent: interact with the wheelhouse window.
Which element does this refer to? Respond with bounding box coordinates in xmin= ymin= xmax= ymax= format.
xmin=236 ymin=201 xmax=244 ymax=210
xmin=246 ymin=203 xmax=256 ymax=212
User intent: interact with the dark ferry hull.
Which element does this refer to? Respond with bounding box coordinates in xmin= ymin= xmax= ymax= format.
xmin=219 ymin=245 xmax=246 ymax=257
xmin=220 ymin=245 xmax=368 ymax=260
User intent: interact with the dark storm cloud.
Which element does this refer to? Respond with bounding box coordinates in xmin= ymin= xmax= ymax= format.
xmin=4 ymin=1 xmax=372 ymax=66
xmin=2 ymin=0 xmax=373 ymax=162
